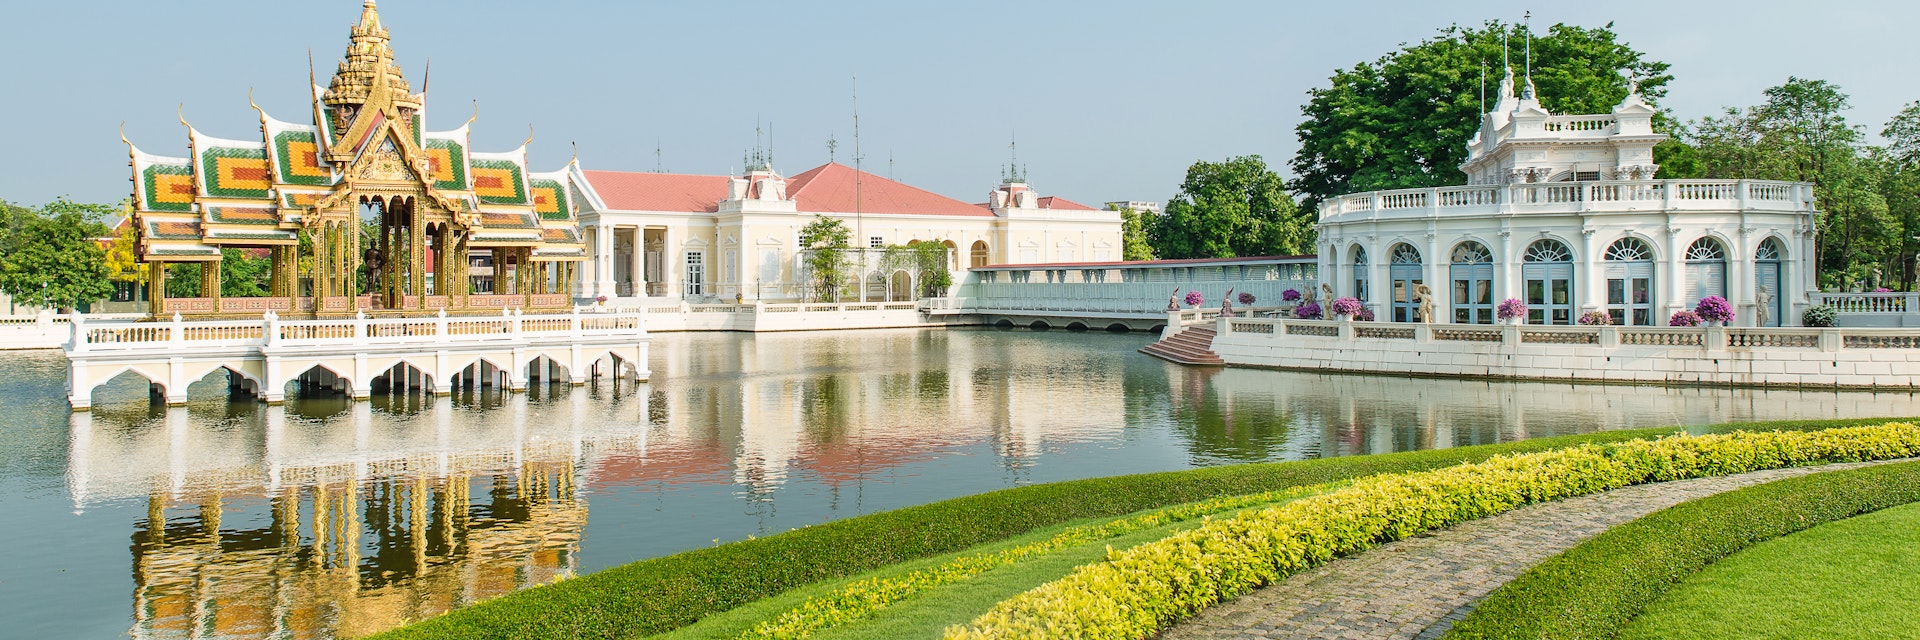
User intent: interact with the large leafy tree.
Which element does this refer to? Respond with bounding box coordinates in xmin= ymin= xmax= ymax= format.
xmin=1290 ymin=21 xmax=1674 ymax=210
xmin=0 ymin=198 xmax=116 ymax=311
xmin=1682 ymin=78 xmax=1890 ymax=288
xmin=798 ymin=215 xmax=852 ymax=301
xmin=1112 ymin=206 xmax=1157 ymax=262
xmin=1151 ymin=155 xmax=1310 ymax=259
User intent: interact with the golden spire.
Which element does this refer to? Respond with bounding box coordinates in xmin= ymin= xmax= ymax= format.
xmin=323 ymin=0 xmax=418 ymax=113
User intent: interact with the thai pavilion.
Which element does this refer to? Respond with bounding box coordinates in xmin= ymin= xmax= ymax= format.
xmin=123 ymin=1 xmax=584 ymax=317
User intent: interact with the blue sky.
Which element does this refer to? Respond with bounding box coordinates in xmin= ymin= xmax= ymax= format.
xmin=3 ymin=1 xmax=1915 ymax=210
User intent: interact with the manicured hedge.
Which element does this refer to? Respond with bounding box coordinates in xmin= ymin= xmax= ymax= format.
xmin=1444 ymin=458 xmax=1920 ymax=640
xmin=944 ymin=423 xmax=1920 ymax=639
xmin=371 ymin=417 xmax=1902 ymax=640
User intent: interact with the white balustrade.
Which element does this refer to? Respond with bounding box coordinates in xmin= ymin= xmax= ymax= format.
xmin=1319 ymin=179 xmax=1812 ymax=221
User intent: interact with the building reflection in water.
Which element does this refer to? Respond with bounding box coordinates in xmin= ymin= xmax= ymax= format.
xmin=53 ymin=328 xmax=1920 ymax=640
xmin=69 ymin=379 xmax=645 ymax=640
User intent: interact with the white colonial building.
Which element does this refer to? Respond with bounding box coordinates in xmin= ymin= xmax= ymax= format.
xmin=1315 ymin=69 xmax=1818 ymax=327
xmin=569 ymin=161 xmax=1121 ymax=302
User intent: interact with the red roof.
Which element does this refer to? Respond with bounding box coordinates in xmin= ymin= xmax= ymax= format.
xmin=1036 ymin=195 xmax=1097 ymax=211
xmin=579 ymin=170 xmax=731 ymax=212
xmin=785 ymin=163 xmax=994 ymax=217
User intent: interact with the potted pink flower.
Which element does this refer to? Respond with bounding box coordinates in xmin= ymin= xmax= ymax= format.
xmin=1330 ymin=296 xmax=1365 ymax=319
xmin=1294 ymin=301 xmax=1323 ymax=319
xmin=1694 ymin=296 xmax=1734 ymax=326
xmin=1496 ymin=298 xmax=1528 ymax=324
xmin=1577 ymin=309 xmax=1612 ymax=326
xmin=1184 ymin=290 xmax=1204 ymax=308
xmin=1669 ymin=310 xmax=1703 ymax=327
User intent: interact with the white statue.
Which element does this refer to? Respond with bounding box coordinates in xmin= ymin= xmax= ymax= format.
xmin=1756 ymin=286 xmax=1773 ymax=326
xmin=1321 ymin=282 xmax=1335 ymax=303
xmin=1413 ymin=283 xmax=1435 ymax=324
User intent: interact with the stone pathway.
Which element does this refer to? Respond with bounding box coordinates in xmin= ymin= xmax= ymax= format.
xmin=1159 ymin=458 xmax=1913 ymax=640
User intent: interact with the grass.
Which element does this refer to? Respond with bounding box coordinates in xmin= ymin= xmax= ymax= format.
xmin=372 ymin=417 xmax=1911 ymax=640
xmin=659 ymin=485 xmax=1332 ymax=639
xmin=1617 ymin=499 xmax=1920 ymax=639
xmin=1445 ymin=458 xmax=1920 ymax=640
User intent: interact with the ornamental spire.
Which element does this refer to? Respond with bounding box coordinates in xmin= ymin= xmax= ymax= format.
xmin=324 ymin=0 xmax=418 ymax=115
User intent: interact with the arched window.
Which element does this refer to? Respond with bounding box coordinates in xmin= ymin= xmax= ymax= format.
xmin=1684 ymin=237 xmax=1728 ymax=306
xmin=1604 ymin=237 xmax=1656 ymax=325
xmin=1450 ymin=241 xmax=1494 ymax=324
xmin=1351 ymin=245 xmax=1369 ymax=302
xmin=970 ymin=240 xmax=990 ymax=269
xmin=1755 ymin=237 xmax=1784 ymax=326
xmin=1388 ymin=243 xmax=1423 ymax=322
xmin=1522 ymin=239 xmax=1574 ymax=324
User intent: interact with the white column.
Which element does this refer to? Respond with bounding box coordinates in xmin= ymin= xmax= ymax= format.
xmin=1732 ymin=230 xmax=1753 ymax=327
xmin=595 ymin=223 xmax=616 ymax=298
xmin=629 ymin=227 xmax=645 ymax=299
xmin=1665 ymin=230 xmax=1686 ymax=318
xmin=1580 ymin=227 xmax=1602 ymax=314
xmin=1496 ymin=230 xmax=1515 ymax=308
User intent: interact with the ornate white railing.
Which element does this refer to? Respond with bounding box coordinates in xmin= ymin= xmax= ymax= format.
xmin=1319 ymin=179 xmax=1815 ymax=220
xmin=68 ymin=309 xmax=647 ymax=353
xmin=1206 ymin=316 xmax=1920 ymax=353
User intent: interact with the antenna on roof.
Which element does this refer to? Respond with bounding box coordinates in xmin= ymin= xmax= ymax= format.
xmin=826 ymin=132 xmax=838 ymax=163
xmin=889 ymin=150 xmax=894 ymax=181
xmin=655 ymin=138 xmax=664 ymax=173
xmin=1522 ymin=11 xmax=1533 ymax=99
xmin=852 ymin=74 xmax=864 ymax=272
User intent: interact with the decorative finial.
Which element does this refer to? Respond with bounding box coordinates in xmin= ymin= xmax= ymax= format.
xmin=118 ymin=121 xmax=129 ymax=147
xmin=465 ymin=100 xmax=478 ymax=127
xmin=523 ymin=124 xmax=534 ymax=148
xmin=570 ymin=141 xmax=579 ymax=166
xmin=177 ymin=103 xmax=189 ymax=128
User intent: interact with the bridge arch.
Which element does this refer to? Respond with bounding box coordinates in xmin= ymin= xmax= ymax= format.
xmin=283 ymin=362 xmax=354 ymax=399
xmin=83 ymin=366 xmax=169 ymax=408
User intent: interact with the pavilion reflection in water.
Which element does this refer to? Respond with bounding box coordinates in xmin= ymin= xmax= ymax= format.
xmin=68 ymin=383 xmax=644 ymax=640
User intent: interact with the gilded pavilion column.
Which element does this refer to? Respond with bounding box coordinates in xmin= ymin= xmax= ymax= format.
xmin=203 ymin=259 xmax=223 ymax=304
xmin=410 ymin=201 xmax=426 ymax=309
xmin=453 ymin=230 xmax=470 ymax=305
xmin=347 ymin=217 xmax=362 ymax=303
xmin=314 ymin=225 xmax=331 ymax=304
xmin=148 ymin=261 xmax=167 ymax=315
xmin=520 ymin=248 xmax=535 ymax=304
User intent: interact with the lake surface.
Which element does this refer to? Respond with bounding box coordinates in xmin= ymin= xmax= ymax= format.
xmin=5 ymin=327 xmax=1919 ymax=639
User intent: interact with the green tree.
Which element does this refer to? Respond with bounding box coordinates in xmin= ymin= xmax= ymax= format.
xmin=1110 ymin=206 xmax=1157 ymax=261
xmin=1152 ymin=155 xmax=1310 ymax=259
xmin=879 ymin=241 xmax=953 ymax=298
xmin=1882 ymin=102 xmax=1920 ymax=289
xmin=798 ymin=215 xmax=852 ymax=302
xmin=1682 ymin=78 xmax=1878 ymax=287
xmin=0 ymin=198 xmax=116 ymax=311
xmin=1290 ymin=20 xmax=1675 ymax=210
xmin=219 ymin=248 xmax=272 ymax=298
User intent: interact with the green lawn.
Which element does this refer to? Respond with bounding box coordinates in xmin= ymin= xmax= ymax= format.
xmin=659 ymin=486 xmax=1331 ymax=640
xmin=1445 ymin=459 xmax=1920 ymax=640
xmin=1618 ymin=500 xmax=1920 ymax=640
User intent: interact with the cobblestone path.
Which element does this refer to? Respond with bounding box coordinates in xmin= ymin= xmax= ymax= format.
xmin=1159 ymin=458 xmax=1911 ymax=640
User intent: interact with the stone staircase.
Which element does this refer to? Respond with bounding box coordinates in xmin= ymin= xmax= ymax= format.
xmin=1140 ymin=325 xmax=1224 ymax=365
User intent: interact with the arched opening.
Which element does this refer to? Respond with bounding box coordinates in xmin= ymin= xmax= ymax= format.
xmin=1522 ymin=239 xmax=1575 ymax=325
xmin=1349 ymin=244 xmax=1369 ymax=302
xmin=184 ymin=366 xmax=263 ymax=405
xmin=1147 ymin=324 xmax=1166 ymax=334
xmin=1755 ymin=237 xmax=1785 ymax=327
xmin=887 ymin=270 xmax=913 ymax=301
xmin=1684 ymin=236 xmax=1729 ymax=307
xmin=285 ymin=364 xmax=352 ymax=401
xmin=526 ymin=355 xmax=572 ymax=387
xmin=1449 ymin=241 xmax=1493 ymax=324
xmin=1066 ymin=321 xmax=1089 ymax=332
xmin=88 ymin=368 xmax=168 ymax=409
xmin=865 ymin=270 xmax=885 ymax=301
xmin=1388 ymin=243 xmax=1423 ymax=322
xmin=1106 ymin=322 xmax=1132 ymax=333
xmin=943 ymin=240 xmax=960 ymax=271
xmin=994 ymin=318 xmax=1015 ymax=329
xmin=371 ymin=361 xmax=433 ymax=396
xmin=450 ymin=359 xmax=510 ymax=391
xmin=1604 ymin=237 xmax=1657 ymax=325
xmin=1027 ymin=320 xmax=1051 ymax=331
xmin=970 ymin=241 xmax=990 ymax=268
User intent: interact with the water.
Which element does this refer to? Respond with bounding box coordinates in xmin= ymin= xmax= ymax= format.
xmin=4 ymin=327 xmax=1919 ymax=639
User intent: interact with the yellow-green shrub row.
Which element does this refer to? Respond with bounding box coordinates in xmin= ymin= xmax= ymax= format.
xmin=943 ymin=423 xmax=1920 ymax=640
xmin=737 ymin=484 xmax=1330 ymax=639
